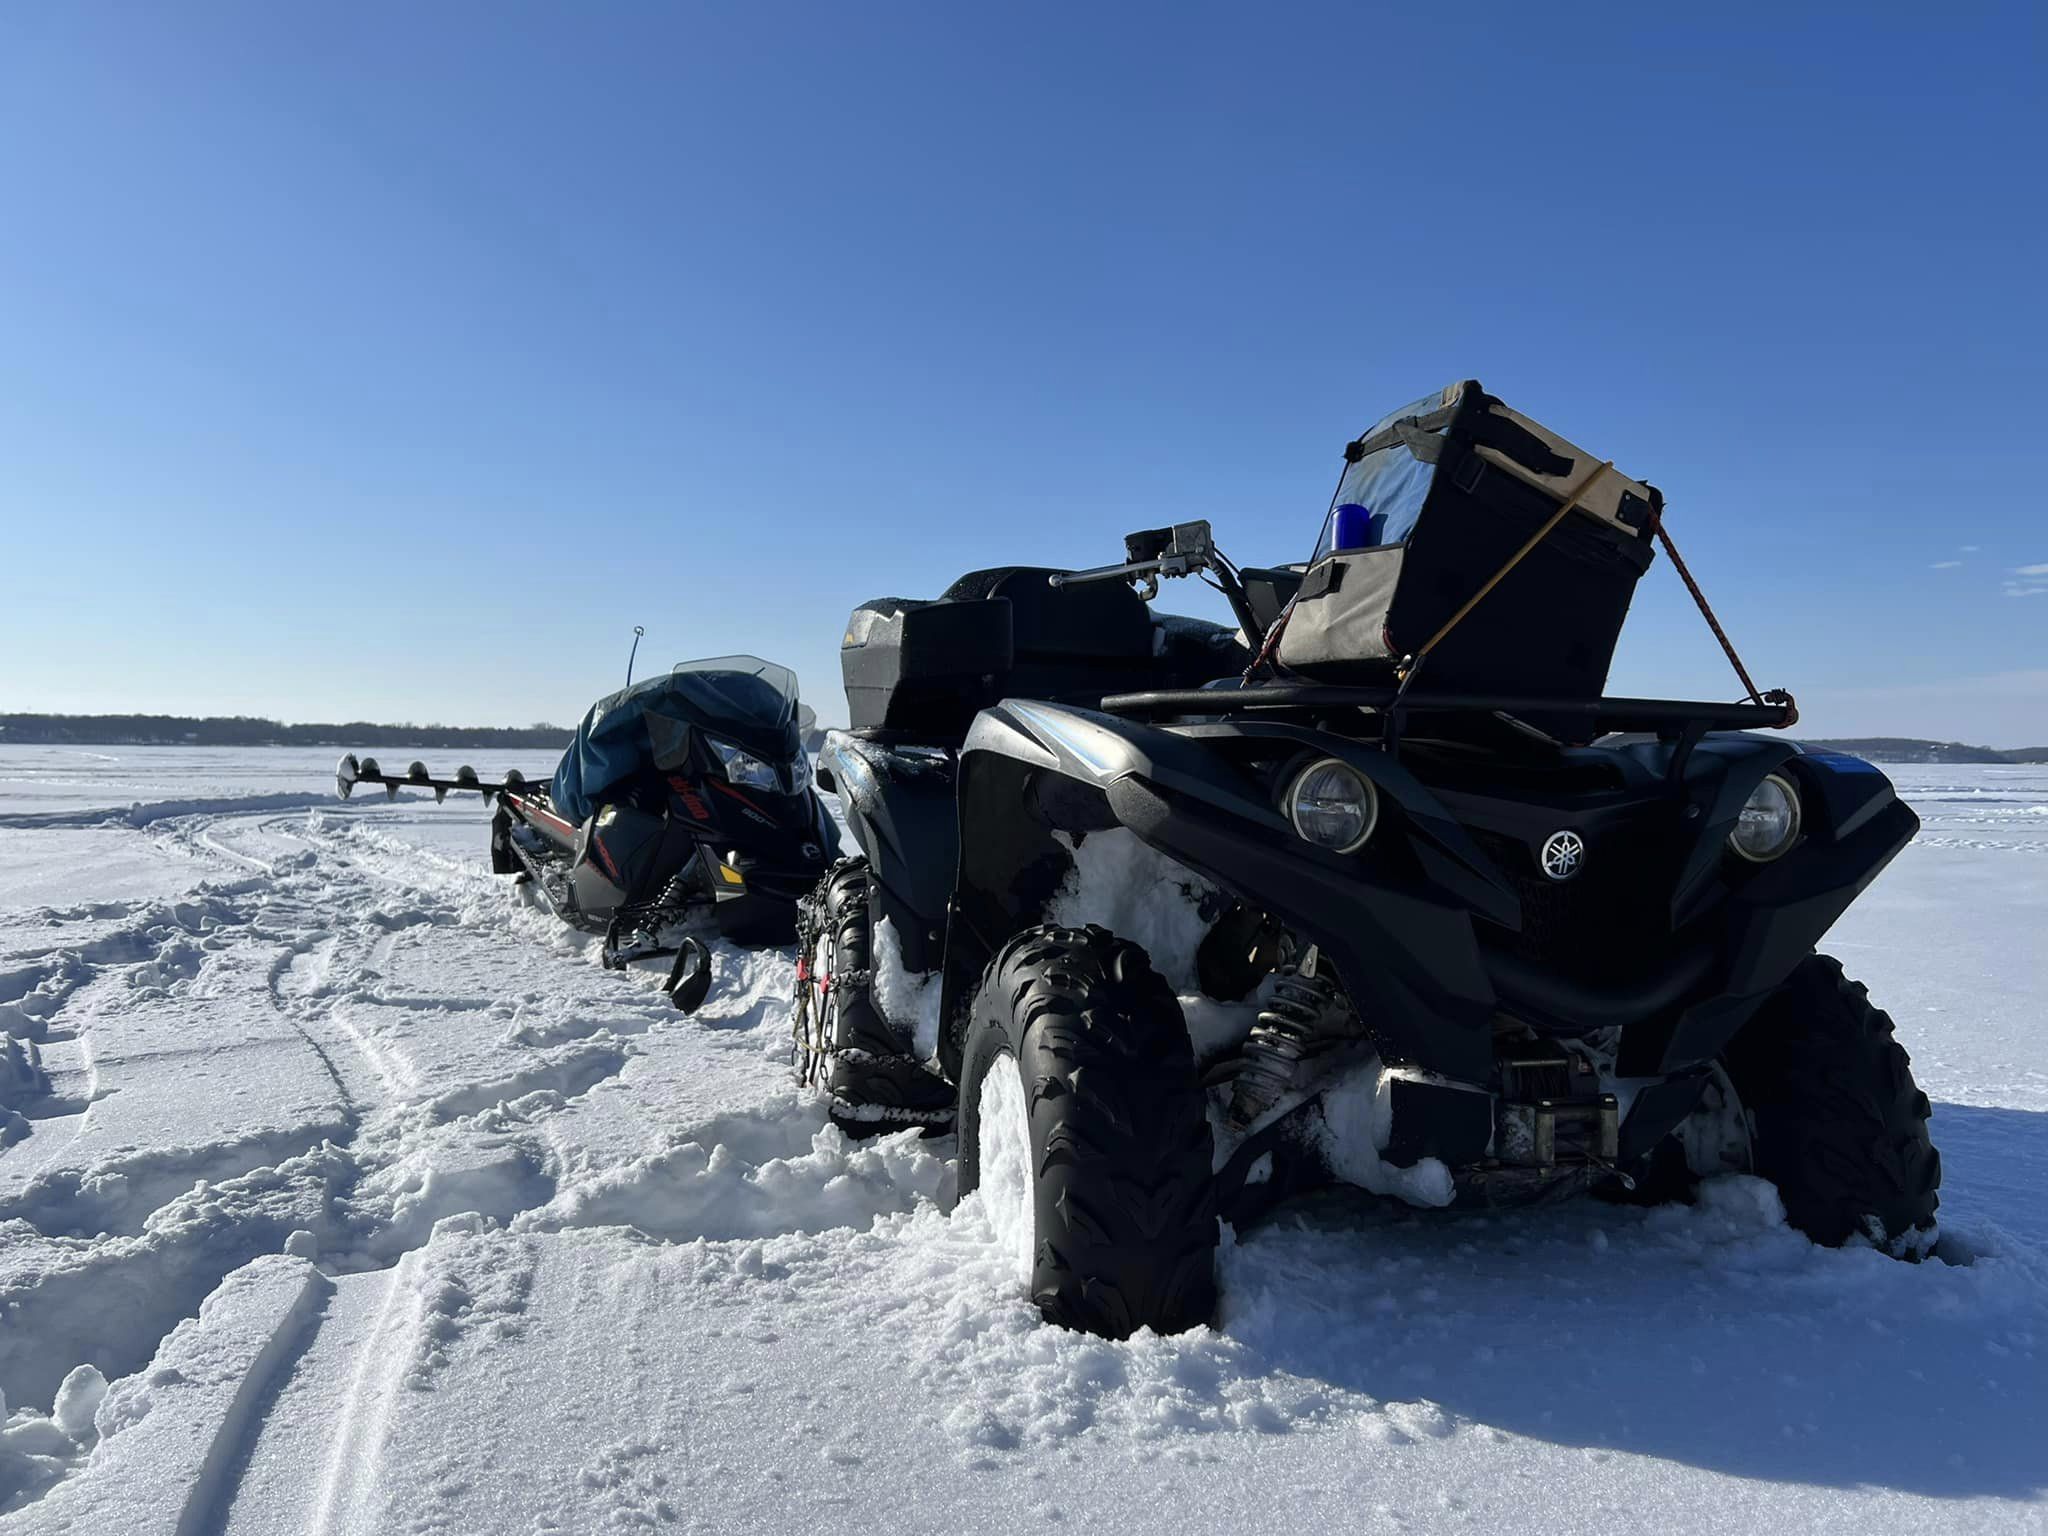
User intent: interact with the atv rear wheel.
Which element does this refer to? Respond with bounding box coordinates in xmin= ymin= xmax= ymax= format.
xmin=957 ymin=924 xmax=1217 ymax=1338
xmin=1722 ymin=953 xmax=1939 ymax=1254
xmin=793 ymin=859 xmax=953 ymax=1136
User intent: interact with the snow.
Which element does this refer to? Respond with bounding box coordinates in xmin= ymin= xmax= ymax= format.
xmin=1314 ymin=1059 xmax=1458 ymax=1208
xmin=871 ymin=914 xmax=943 ymax=1060
xmin=1048 ymin=825 xmax=1269 ymax=1061
xmin=20 ymin=1255 xmax=325 ymax=1536
xmin=1047 ymin=827 xmax=1215 ymax=992
xmin=968 ymin=1054 xmax=1035 ymax=1293
xmin=0 ymin=747 xmax=2044 ymax=1533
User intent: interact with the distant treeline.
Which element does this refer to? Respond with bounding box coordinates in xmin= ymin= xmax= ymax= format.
xmin=3 ymin=716 xmax=2042 ymax=764
xmin=0 ymin=714 xmax=574 ymax=751
xmin=1802 ymin=737 xmax=2048 ymax=765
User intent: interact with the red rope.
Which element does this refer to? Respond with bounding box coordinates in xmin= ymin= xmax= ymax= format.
xmin=1241 ymin=600 xmax=1294 ymax=684
xmin=1650 ymin=510 xmax=1797 ymax=725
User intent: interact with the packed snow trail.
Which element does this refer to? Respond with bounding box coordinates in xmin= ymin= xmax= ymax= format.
xmin=0 ymin=748 xmax=2044 ymax=1533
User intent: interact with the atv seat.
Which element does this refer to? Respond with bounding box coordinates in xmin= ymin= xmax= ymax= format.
xmin=842 ymin=566 xmax=1243 ymax=738
xmin=940 ymin=565 xmax=1155 ymax=660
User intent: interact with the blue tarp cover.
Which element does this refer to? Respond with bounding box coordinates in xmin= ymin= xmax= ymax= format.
xmin=549 ymin=658 xmax=797 ymax=822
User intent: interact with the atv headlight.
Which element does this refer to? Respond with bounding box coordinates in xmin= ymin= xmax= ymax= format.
xmin=1729 ymin=773 xmax=1801 ymax=862
xmin=1286 ymin=758 xmax=1378 ymax=853
xmin=709 ymin=737 xmax=781 ymax=792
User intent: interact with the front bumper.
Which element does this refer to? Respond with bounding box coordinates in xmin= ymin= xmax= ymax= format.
xmin=1107 ymin=770 xmax=1918 ymax=1084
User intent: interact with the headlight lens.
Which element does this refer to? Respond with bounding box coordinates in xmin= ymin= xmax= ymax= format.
xmin=710 ymin=737 xmax=782 ymax=792
xmin=1286 ymin=758 xmax=1378 ymax=852
xmin=1729 ymin=773 xmax=1801 ymax=862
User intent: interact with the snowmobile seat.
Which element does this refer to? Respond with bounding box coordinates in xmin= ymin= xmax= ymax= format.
xmin=841 ymin=565 xmax=1232 ymax=738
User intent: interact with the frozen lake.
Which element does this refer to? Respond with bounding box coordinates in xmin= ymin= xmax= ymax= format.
xmin=0 ymin=744 xmax=2042 ymax=1533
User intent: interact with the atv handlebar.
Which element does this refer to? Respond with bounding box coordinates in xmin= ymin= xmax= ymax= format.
xmin=1050 ymin=520 xmax=1219 ymax=592
xmin=1049 ymin=520 xmax=1268 ymax=643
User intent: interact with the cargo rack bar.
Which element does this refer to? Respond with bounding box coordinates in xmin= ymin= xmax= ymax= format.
xmin=1096 ymin=687 xmax=1794 ymax=735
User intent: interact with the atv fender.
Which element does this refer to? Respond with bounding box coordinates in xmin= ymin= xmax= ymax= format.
xmin=942 ymin=700 xmax=1507 ymax=1084
xmin=1616 ymin=750 xmax=1917 ymax=1076
xmin=821 ymin=732 xmax=956 ymax=975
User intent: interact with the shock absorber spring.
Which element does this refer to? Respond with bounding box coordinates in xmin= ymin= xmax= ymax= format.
xmin=647 ymin=871 xmax=692 ymax=915
xmin=1226 ymin=946 xmax=1361 ymax=1130
xmin=634 ymin=871 xmax=695 ymax=943
xmin=606 ymin=871 xmax=698 ymax=968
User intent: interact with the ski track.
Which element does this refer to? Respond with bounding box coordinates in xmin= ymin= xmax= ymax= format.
xmin=0 ymin=750 xmax=2044 ymax=1533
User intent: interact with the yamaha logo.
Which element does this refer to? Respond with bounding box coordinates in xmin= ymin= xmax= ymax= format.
xmin=1540 ymin=830 xmax=1586 ymax=882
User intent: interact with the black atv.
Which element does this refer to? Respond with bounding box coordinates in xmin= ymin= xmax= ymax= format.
xmin=341 ymin=655 xmax=836 ymax=1007
xmin=794 ymin=382 xmax=1939 ymax=1340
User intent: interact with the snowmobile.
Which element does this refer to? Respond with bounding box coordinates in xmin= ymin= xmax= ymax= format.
xmin=794 ymin=381 xmax=1940 ymax=1339
xmin=339 ymin=655 xmax=836 ymax=1009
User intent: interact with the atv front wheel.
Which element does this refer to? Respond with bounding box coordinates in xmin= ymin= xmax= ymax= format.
xmin=957 ymin=924 xmax=1217 ymax=1338
xmin=1722 ymin=953 xmax=1940 ymax=1254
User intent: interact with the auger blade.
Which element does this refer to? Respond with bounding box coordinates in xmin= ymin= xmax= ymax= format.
xmin=333 ymin=755 xmax=529 ymax=805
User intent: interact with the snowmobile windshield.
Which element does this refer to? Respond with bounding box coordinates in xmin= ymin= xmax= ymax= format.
xmin=550 ymin=657 xmax=806 ymax=823
xmin=667 ymin=656 xmax=800 ymax=730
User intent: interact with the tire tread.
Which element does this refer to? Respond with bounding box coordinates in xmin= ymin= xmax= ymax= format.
xmin=960 ymin=924 xmax=1217 ymax=1338
xmin=796 ymin=859 xmax=953 ymax=1134
xmin=1724 ymin=953 xmax=1940 ymax=1250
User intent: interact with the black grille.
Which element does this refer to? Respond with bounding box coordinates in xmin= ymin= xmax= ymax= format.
xmin=1467 ymin=822 xmax=1678 ymax=980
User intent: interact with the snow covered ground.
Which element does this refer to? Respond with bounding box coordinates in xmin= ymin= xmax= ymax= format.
xmin=0 ymin=745 xmax=2042 ymax=1534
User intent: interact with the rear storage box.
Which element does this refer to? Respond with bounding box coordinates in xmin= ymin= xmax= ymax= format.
xmin=840 ymin=568 xmax=1160 ymax=737
xmin=841 ymin=593 xmax=1013 ymax=736
xmin=1276 ymin=381 xmax=1659 ymax=698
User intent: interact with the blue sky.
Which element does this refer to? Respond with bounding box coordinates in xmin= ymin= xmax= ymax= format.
xmin=2 ymin=4 xmax=2041 ymax=742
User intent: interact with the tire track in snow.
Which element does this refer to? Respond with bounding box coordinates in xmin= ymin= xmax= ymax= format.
xmin=4 ymin=793 xmax=857 ymax=1521
xmin=262 ymin=943 xmax=360 ymax=1116
xmin=0 ymin=895 xmax=257 ymax=1212
xmin=0 ymin=807 xmax=459 ymax=1426
xmin=302 ymin=1263 xmax=415 ymax=1536
xmin=162 ymin=1263 xmax=335 ymax=1536
xmin=298 ymin=1236 xmax=543 ymax=1535
xmin=13 ymin=1256 xmax=333 ymax=1536
xmin=0 ymin=893 xmax=243 ymax=1041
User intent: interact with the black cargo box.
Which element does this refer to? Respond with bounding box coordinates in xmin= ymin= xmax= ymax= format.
xmin=840 ymin=593 xmax=1014 ymax=736
xmin=1276 ymin=381 xmax=1659 ymax=699
xmin=840 ymin=567 xmax=1165 ymax=737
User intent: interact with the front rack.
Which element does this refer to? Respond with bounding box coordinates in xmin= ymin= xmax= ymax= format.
xmin=1097 ymin=686 xmax=1795 ymax=737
